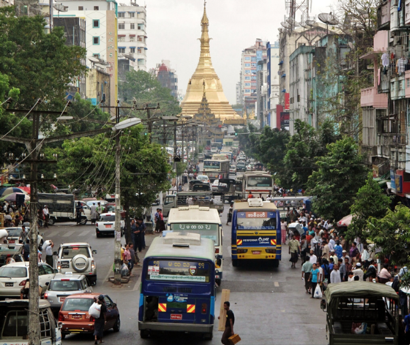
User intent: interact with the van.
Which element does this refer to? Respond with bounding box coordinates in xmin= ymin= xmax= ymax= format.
xmin=0 ymin=299 xmax=62 ymax=344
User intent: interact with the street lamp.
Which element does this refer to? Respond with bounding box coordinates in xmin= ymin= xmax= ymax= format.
xmin=113 ymin=117 xmax=141 ymax=284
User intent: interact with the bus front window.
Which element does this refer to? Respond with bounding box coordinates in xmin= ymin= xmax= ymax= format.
xmin=236 ymin=211 xmax=277 ymax=230
xmin=203 ymin=161 xmax=221 ymax=170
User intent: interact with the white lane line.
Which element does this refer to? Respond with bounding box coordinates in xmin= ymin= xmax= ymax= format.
xmin=274 ymin=282 xmax=279 ymax=287
xmin=62 ymin=230 xmax=75 ymax=237
xmin=78 ymin=230 xmax=89 ymax=237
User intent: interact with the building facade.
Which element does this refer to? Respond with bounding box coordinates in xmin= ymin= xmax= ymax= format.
xmin=150 ymin=60 xmax=178 ymax=99
xmin=117 ymin=2 xmax=147 ymax=72
xmin=267 ymin=41 xmax=280 ymax=128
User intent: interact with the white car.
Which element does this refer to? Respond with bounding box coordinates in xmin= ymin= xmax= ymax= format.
xmin=211 ymin=179 xmax=228 ymax=191
xmin=197 ymin=175 xmax=210 ymax=184
xmin=229 ymin=166 xmax=236 ymax=174
xmin=0 ymin=262 xmax=56 ymax=298
xmin=96 ymin=213 xmax=125 ymax=238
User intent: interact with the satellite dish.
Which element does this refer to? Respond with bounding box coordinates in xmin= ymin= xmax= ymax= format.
xmin=306 ymin=19 xmax=315 ymax=26
xmin=318 ymin=12 xmax=338 ymax=25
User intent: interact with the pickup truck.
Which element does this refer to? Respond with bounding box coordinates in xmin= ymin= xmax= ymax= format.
xmin=157 ymin=192 xmax=224 ymax=217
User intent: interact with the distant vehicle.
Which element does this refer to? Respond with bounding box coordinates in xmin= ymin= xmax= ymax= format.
xmin=96 ymin=213 xmax=125 ymax=238
xmin=188 ymin=179 xmax=206 ymax=191
xmin=211 ymin=179 xmax=227 ymax=192
xmin=254 ymin=163 xmax=264 ymax=171
xmin=229 ymin=165 xmax=236 ymax=174
xmin=45 ymin=273 xmax=93 ymax=315
xmin=210 ymin=147 xmax=218 ymax=153
xmin=0 ymin=299 xmax=62 ymax=344
xmin=202 ymin=159 xmax=230 ymax=182
xmin=55 ymin=242 xmax=98 ymax=286
xmin=237 ymin=172 xmax=274 ymax=197
xmin=5 ymin=227 xmax=43 ymax=247
xmin=192 ymin=183 xmax=211 ymax=192
xmin=0 ymin=244 xmax=24 ymax=267
xmin=236 ymin=163 xmax=246 ymax=172
xmin=198 ymin=153 xmax=205 ymax=162
xmin=197 ymin=175 xmax=210 ymax=184
xmin=59 ymin=293 xmax=120 ymax=339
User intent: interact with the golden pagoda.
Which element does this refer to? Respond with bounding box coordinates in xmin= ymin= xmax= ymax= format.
xmin=180 ymin=2 xmax=240 ymax=122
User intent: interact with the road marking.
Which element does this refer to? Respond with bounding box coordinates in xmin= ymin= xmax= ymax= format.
xmin=78 ymin=230 xmax=89 ymax=237
xmin=274 ymin=282 xmax=279 ymax=287
xmin=62 ymin=230 xmax=75 ymax=237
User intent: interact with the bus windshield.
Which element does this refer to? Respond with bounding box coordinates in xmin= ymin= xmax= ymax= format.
xmin=237 ymin=211 xmax=276 ymax=230
xmin=203 ymin=161 xmax=220 ymax=169
xmin=170 ymin=223 xmax=219 ymax=245
xmin=145 ymin=260 xmax=211 ymax=283
xmin=247 ymin=176 xmax=272 ymax=187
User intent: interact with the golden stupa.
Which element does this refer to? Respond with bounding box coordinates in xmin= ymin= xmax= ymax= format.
xmin=180 ymin=2 xmax=240 ymax=122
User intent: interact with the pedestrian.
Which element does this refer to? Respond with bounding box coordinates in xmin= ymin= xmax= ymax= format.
xmin=288 ymin=235 xmax=300 ymax=268
xmin=90 ymin=204 xmax=98 ymax=224
xmin=137 ymin=218 xmax=146 ymax=251
xmin=338 ymin=258 xmax=346 ymax=281
xmin=93 ymin=295 xmax=107 ymax=345
xmin=219 ymin=301 xmax=235 ymax=345
xmin=378 ymin=264 xmax=392 ymax=284
xmin=158 ymin=209 xmax=165 ymax=232
xmin=309 ymin=263 xmax=320 ymax=298
xmin=154 ymin=208 xmax=160 ymax=233
xmin=131 ymin=219 xmax=140 ymax=252
xmin=124 ymin=243 xmax=131 ymax=268
xmin=44 ymin=241 xmax=54 ymax=268
xmin=309 ymin=249 xmax=317 ymax=264
xmin=128 ymin=242 xmax=138 ymax=272
xmin=226 ymin=206 xmax=232 ymax=226
xmin=352 ymin=262 xmax=364 ymax=281
xmin=322 ymin=239 xmax=330 ymax=262
xmin=321 ymin=259 xmax=331 ymax=282
xmin=301 ymin=256 xmax=313 ymax=294
xmin=23 ymin=239 xmax=30 ymax=261
xmin=347 ymin=271 xmax=355 ymax=282
xmin=334 ymin=241 xmax=343 ymax=260
xmin=96 ymin=202 xmax=103 ymax=218
xmin=43 ymin=205 xmax=49 ymax=228
xmin=349 ymin=242 xmax=359 ymax=259
xmin=344 ymin=257 xmax=352 ymax=281
xmin=404 ymin=310 xmax=410 ymax=345
xmin=280 ymin=219 xmax=287 ymax=245
xmin=75 ymin=202 xmax=84 ymax=225
xmin=330 ymin=264 xmax=341 ymax=284
xmin=300 ymin=234 xmax=308 ymax=262
xmin=361 ymin=244 xmax=370 ymax=268
xmin=20 ymin=225 xmax=28 ymax=244
xmin=38 ymin=207 xmax=44 ymax=228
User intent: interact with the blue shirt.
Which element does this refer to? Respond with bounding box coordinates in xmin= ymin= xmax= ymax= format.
xmin=335 ymin=245 xmax=343 ymax=259
xmin=303 ymin=226 xmax=308 ymax=234
xmin=311 ymin=268 xmax=319 ymax=283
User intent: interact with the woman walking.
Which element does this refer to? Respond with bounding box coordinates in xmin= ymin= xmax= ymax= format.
xmin=93 ymin=295 xmax=107 ymax=344
xmin=309 ymin=263 xmax=320 ymax=298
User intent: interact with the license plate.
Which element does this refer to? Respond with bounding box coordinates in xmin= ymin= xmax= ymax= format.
xmin=5 ymin=282 xmax=13 ymax=287
xmin=9 ymin=240 xmax=15 ymax=243
xmin=170 ymin=314 xmax=182 ymax=320
xmin=61 ymin=262 xmax=69 ymax=268
xmin=59 ymin=297 xmax=66 ymax=302
xmin=252 ymin=251 xmax=261 ymax=255
xmin=72 ymin=315 xmax=82 ymax=320
xmin=105 ymin=224 xmax=112 ymax=228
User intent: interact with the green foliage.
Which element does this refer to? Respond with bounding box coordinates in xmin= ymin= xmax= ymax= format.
xmin=307 ymin=136 xmax=369 ymax=221
xmin=367 ymin=205 xmax=410 ymax=265
xmin=346 ymin=172 xmax=392 ymax=242
xmin=0 ymin=7 xmax=86 ymax=110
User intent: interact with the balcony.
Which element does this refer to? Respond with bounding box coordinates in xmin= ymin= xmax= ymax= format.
xmin=405 ymin=71 xmax=410 ymax=98
xmin=391 ymin=3 xmax=399 ymax=31
xmin=391 ymin=75 xmax=405 ymax=100
xmin=406 ymin=0 xmax=410 ymax=25
xmin=361 ymin=87 xmax=388 ymax=108
xmin=377 ymin=133 xmax=407 ymax=147
xmin=378 ymin=0 xmax=390 ymax=29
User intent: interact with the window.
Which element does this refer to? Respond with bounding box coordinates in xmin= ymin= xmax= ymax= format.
xmin=2 ymin=311 xmax=28 ymax=337
xmin=104 ymin=296 xmax=113 ymax=308
xmin=245 ymin=57 xmax=251 ymax=60
xmin=251 ymin=56 xmax=257 ymax=62
xmin=93 ymin=54 xmax=100 ymax=58
xmin=245 ymin=76 xmax=250 ymax=80
xmin=130 ymin=47 xmax=135 ymax=53
xmin=93 ymin=36 xmax=99 ymax=45
xmin=251 ymin=75 xmax=256 ymax=80
xmin=251 ymin=63 xmax=256 ymax=67
xmin=118 ymin=36 xmax=125 ymax=42
xmin=129 ymin=36 xmax=135 ymax=42
xmin=78 ymin=6 xmax=83 ymax=10
xmin=43 ymin=264 xmax=53 ymax=274
xmin=245 ymin=70 xmax=250 ymax=74
xmin=245 ymin=83 xmax=251 ymax=86
xmin=119 ymin=48 xmax=125 ymax=53
xmin=245 ymin=63 xmax=250 ymax=67
xmin=251 ymin=82 xmax=256 ymax=86
xmin=130 ymin=23 xmax=135 ymax=29
xmin=138 ymin=25 xmax=144 ymax=30
xmin=129 ymin=12 xmax=135 ymax=17
xmin=118 ymin=12 xmax=125 ymax=17
xmin=119 ymin=23 xmax=125 ymax=29
xmin=94 ymin=6 xmax=99 ymax=10
xmin=93 ymin=20 xmax=99 ymax=28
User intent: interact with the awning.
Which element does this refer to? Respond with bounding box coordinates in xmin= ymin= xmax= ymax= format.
xmin=144 ymin=47 xmax=148 ymax=50
xmin=118 ymin=46 xmax=126 ymax=49
xmin=278 ymin=60 xmax=283 ymax=65
xmin=129 ymin=34 xmax=136 ymax=37
xmin=337 ymin=214 xmax=352 ymax=227
xmin=128 ymin=11 xmax=135 ymax=13
xmin=118 ymin=35 xmax=125 ymax=37
xmin=118 ymin=11 xmax=125 ymax=13
xmin=129 ymin=46 xmax=136 ymax=48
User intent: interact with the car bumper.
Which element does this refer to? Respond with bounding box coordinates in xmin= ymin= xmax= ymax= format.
xmin=0 ymin=288 xmax=21 ymax=298
xmin=138 ymin=321 xmax=213 ymax=333
xmin=61 ymin=321 xmax=94 ymax=334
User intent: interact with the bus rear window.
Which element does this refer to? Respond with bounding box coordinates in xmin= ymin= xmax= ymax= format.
xmin=169 ymin=224 xmax=219 ymax=245
xmin=145 ymin=260 xmax=211 ymax=283
xmin=247 ymin=176 xmax=272 ymax=187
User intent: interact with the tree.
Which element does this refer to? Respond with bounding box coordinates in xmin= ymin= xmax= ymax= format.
xmin=367 ymin=205 xmax=410 ymax=266
xmin=307 ymin=136 xmax=369 ymax=221
xmin=0 ymin=7 xmax=86 ymax=111
xmin=346 ymin=172 xmax=392 ymax=241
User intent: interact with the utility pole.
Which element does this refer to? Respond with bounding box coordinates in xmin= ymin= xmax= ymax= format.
xmin=147 ymin=108 xmax=152 ymax=143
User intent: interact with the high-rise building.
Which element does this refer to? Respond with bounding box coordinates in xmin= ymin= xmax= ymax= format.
xmin=267 ymin=41 xmax=280 ymax=128
xmin=117 ymin=2 xmax=147 ymax=72
xmin=150 ymin=60 xmax=178 ymax=99
xmin=239 ymin=39 xmax=267 ymax=116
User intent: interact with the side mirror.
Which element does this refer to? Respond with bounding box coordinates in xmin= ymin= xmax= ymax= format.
xmin=54 ymin=269 xmax=58 ymax=273
xmin=112 ymin=303 xmax=117 ymax=308
xmin=92 ymin=250 xmax=97 ymax=254
xmin=45 ymin=282 xmax=49 ymax=286
xmin=320 ymin=299 xmax=326 ymax=311
xmin=216 ymin=258 xmax=222 ymax=267
xmin=53 ymin=251 xmax=58 ymax=256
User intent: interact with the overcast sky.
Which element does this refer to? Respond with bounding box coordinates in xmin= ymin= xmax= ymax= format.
xmin=143 ymin=0 xmax=338 ymax=104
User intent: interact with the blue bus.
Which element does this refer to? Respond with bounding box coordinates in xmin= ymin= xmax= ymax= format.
xmin=231 ymin=198 xmax=281 ymax=267
xmin=138 ymin=233 xmax=215 ymax=340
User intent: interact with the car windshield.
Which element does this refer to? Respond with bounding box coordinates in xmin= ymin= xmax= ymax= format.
xmin=100 ymin=215 xmax=115 ymax=221
xmin=197 ymin=176 xmax=208 ymax=181
xmin=62 ymin=298 xmax=94 ymax=311
xmin=61 ymin=246 xmax=90 ymax=259
xmin=0 ymin=266 xmax=27 ymax=277
xmin=50 ymin=280 xmax=81 ymax=291
xmin=6 ymin=228 xmax=22 ymax=237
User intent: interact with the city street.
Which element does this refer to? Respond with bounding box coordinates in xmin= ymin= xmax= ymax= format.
xmin=42 ymin=206 xmax=326 ymax=345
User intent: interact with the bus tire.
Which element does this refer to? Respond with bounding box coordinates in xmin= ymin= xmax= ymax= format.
xmin=202 ymin=332 xmax=213 ymax=340
xmin=140 ymin=330 xmax=149 ymax=339
xmin=272 ymin=260 xmax=279 ymax=268
xmin=216 ymin=278 xmax=221 ymax=287
xmin=232 ymin=259 xmax=238 ymax=267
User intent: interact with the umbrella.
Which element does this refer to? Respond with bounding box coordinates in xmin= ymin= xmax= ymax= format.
xmin=2 ymin=192 xmax=29 ymax=202
xmin=0 ymin=187 xmax=27 ymax=197
xmin=337 ymin=214 xmax=353 ymax=227
xmin=18 ymin=187 xmax=30 ymax=194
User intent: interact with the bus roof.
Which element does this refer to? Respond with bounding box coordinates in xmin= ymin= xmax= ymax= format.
xmin=168 ymin=207 xmax=221 ymax=224
xmin=233 ymin=200 xmax=277 ymax=211
xmin=145 ymin=236 xmax=215 ymax=262
xmin=242 ymin=172 xmax=272 ymax=176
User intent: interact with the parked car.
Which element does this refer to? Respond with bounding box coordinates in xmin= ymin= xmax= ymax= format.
xmin=4 ymin=227 xmax=44 ymax=248
xmin=211 ymin=179 xmax=228 ymax=192
xmin=95 ymin=213 xmax=125 ymax=238
xmin=59 ymin=293 xmax=120 ymax=339
xmin=0 ymin=299 xmax=62 ymax=344
xmin=0 ymin=244 xmax=24 ymax=267
xmin=197 ymin=175 xmax=210 ymax=184
xmin=0 ymin=262 xmax=56 ymax=298
xmin=55 ymin=242 xmax=97 ymax=286
xmin=45 ymin=273 xmax=93 ymax=315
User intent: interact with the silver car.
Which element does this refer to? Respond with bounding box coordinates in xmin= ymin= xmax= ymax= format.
xmin=45 ymin=273 xmax=92 ymax=313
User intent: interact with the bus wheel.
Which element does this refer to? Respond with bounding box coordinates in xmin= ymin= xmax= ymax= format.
xmin=216 ymin=279 xmax=221 ymax=287
xmin=202 ymin=332 xmax=213 ymax=340
xmin=272 ymin=260 xmax=279 ymax=268
xmin=140 ymin=330 xmax=149 ymax=339
xmin=232 ymin=259 xmax=238 ymax=267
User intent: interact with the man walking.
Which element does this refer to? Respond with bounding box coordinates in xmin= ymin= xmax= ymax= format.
xmin=43 ymin=205 xmax=49 ymax=228
xmin=219 ymin=301 xmax=234 ymax=345
xmin=301 ymin=256 xmax=313 ymax=294
xmin=330 ymin=264 xmax=341 ymax=284
xmin=288 ymin=235 xmax=300 ymax=268
xmin=44 ymin=241 xmax=54 ymax=268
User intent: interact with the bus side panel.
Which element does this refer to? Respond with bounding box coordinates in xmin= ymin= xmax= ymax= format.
xmin=276 ymin=211 xmax=281 ymax=260
xmin=231 ymin=211 xmax=238 ymax=260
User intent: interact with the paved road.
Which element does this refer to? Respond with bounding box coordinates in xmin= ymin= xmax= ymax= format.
xmin=42 ymin=207 xmax=326 ymax=345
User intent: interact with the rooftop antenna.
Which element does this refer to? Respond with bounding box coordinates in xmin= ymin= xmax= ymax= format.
xmin=318 ymin=12 xmax=338 ymax=34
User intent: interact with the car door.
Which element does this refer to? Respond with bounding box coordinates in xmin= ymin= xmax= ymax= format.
xmin=163 ymin=196 xmax=175 ymax=217
xmin=39 ymin=264 xmax=55 ymax=287
xmin=103 ymin=295 xmax=115 ymax=328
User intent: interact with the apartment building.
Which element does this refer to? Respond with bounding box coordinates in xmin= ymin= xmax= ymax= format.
xmin=267 ymin=41 xmax=280 ymax=128
xmin=150 ymin=60 xmax=178 ymax=99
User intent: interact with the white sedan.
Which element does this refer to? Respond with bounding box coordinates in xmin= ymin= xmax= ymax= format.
xmin=211 ymin=179 xmax=228 ymax=191
xmin=197 ymin=175 xmax=210 ymax=184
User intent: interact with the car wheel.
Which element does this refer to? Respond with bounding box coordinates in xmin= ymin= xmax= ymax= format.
xmin=62 ymin=333 xmax=66 ymax=340
xmin=113 ymin=316 xmax=120 ymax=332
xmin=80 ymin=218 xmax=87 ymax=225
xmin=232 ymin=259 xmax=238 ymax=267
xmin=140 ymin=330 xmax=149 ymax=339
xmin=96 ymin=230 xmax=100 ymax=238
xmin=48 ymin=218 xmax=55 ymax=226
